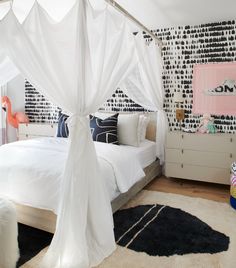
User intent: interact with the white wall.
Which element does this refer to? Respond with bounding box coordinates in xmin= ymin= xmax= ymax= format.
xmin=6 ymin=75 xmax=25 ymax=142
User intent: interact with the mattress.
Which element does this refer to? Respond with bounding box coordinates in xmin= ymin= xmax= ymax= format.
xmin=0 ymin=138 xmax=156 ymax=213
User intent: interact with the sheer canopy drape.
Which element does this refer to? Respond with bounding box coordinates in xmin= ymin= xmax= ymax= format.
xmin=0 ymin=1 xmax=138 ymax=267
xmin=0 ymin=54 xmax=19 ymax=86
xmin=0 ymin=0 xmax=166 ymax=267
xmin=121 ymin=36 xmax=168 ymax=164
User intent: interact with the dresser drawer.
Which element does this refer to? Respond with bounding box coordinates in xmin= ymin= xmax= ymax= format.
xmin=166 ymin=132 xmax=236 ymax=153
xmin=166 ymin=149 xmax=234 ymax=169
xmin=19 ymin=123 xmax=56 ymax=137
xmin=19 ymin=134 xmax=48 ymax=140
xmin=165 ymin=163 xmax=230 ymax=185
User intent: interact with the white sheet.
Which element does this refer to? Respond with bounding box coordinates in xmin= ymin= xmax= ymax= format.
xmin=0 ymin=138 xmax=153 ymax=213
xmin=117 ymin=139 xmax=157 ymax=169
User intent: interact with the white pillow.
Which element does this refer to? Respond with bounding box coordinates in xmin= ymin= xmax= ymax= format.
xmin=118 ymin=114 xmax=140 ymax=146
xmin=138 ymin=115 xmax=150 ymax=142
xmin=95 ymin=112 xmax=140 ymax=146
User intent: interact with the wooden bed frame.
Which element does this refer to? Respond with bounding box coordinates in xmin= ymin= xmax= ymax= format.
xmin=15 ymin=160 xmax=161 ymax=233
xmin=14 ymin=113 xmax=161 ymax=233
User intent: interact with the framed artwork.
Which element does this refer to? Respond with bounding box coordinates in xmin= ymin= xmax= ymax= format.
xmin=192 ymin=62 xmax=236 ymax=115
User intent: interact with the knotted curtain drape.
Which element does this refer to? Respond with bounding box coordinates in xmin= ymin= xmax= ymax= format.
xmin=0 ymin=1 xmax=138 ymax=267
xmin=0 ymin=0 xmax=166 ymax=267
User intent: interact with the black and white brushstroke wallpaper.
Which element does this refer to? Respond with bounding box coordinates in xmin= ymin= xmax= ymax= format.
xmin=25 ymin=81 xmax=60 ymax=123
xmin=100 ymin=88 xmax=147 ymax=113
xmin=25 ymin=20 xmax=236 ymax=133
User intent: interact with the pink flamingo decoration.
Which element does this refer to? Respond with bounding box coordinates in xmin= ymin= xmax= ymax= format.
xmin=1 ymin=96 xmax=29 ymax=129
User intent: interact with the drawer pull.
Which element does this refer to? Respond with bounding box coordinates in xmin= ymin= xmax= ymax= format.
xmin=181 ymin=134 xmax=184 ymax=139
xmin=230 ymin=153 xmax=233 ymax=158
xmin=230 ymin=137 xmax=233 ymax=142
xmin=181 ymin=149 xmax=184 ymax=154
xmin=26 ymin=134 xmax=28 ymax=138
xmin=181 ymin=164 xmax=183 ymax=168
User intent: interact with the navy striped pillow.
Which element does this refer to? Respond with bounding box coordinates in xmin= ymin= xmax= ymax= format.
xmin=57 ymin=113 xmax=69 ymax=138
xmin=89 ymin=114 xmax=119 ymax=144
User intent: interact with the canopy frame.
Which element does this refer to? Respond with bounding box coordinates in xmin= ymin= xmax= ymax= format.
xmin=106 ymin=0 xmax=163 ymax=47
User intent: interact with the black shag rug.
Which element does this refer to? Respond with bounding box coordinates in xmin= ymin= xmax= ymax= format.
xmin=113 ymin=204 xmax=230 ymax=256
xmin=17 ymin=223 xmax=53 ymax=267
xmin=17 ymin=203 xmax=230 ymax=266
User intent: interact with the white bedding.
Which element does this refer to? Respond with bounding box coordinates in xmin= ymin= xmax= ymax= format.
xmin=118 ymin=139 xmax=157 ymax=169
xmin=0 ymin=138 xmax=156 ymax=213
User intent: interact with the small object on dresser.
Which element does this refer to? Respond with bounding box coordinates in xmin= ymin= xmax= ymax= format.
xmin=174 ymin=91 xmax=185 ymax=130
xmin=230 ymin=162 xmax=236 ymax=210
xmin=196 ymin=113 xmax=217 ymax=134
xmin=176 ymin=109 xmax=185 ymax=121
xmin=182 ymin=128 xmax=196 ymax=133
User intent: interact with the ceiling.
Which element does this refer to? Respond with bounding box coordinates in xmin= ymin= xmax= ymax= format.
xmin=0 ymin=0 xmax=236 ymax=29
xmin=116 ymin=0 xmax=236 ymax=29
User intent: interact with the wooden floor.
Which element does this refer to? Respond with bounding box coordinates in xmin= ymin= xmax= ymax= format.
xmin=146 ymin=176 xmax=230 ymax=203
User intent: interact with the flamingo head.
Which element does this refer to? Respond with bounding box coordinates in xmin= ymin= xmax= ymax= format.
xmin=1 ymin=96 xmax=10 ymax=111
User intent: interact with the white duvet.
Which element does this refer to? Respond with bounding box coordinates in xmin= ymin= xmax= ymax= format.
xmin=0 ymin=138 xmax=145 ymax=213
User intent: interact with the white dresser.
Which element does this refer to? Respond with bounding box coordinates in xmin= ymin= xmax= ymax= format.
xmin=165 ymin=131 xmax=236 ymax=185
xmin=18 ymin=123 xmax=57 ymax=140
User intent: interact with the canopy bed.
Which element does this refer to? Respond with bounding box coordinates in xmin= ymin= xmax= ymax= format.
xmin=0 ymin=113 xmax=161 ymax=233
xmin=0 ymin=0 xmax=167 ymax=267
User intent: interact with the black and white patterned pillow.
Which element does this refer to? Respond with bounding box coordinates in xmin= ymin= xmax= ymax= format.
xmin=57 ymin=113 xmax=69 ymax=138
xmin=89 ymin=114 xmax=119 ymax=144
xmin=232 ymin=162 xmax=236 ymax=175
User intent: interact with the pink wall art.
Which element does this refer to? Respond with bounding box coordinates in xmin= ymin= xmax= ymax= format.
xmin=193 ymin=62 xmax=236 ymax=115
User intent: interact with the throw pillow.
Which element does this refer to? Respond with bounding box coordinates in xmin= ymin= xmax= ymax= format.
xmin=57 ymin=113 xmax=69 ymax=138
xmin=95 ymin=112 xmax=141 ymax=146
xmin=89 ymin=113 xmax=119 ymax=144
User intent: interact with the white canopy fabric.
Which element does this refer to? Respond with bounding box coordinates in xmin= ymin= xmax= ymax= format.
xmin=2 ymin=0 xmax=235 ymax=31
xmin=0 ymin=55 xmax=19 ymax=86
xmin=121 ymin=36 xmax=168 ymax=164
xmin=0 ymin=0 xmax=166 ymax=267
